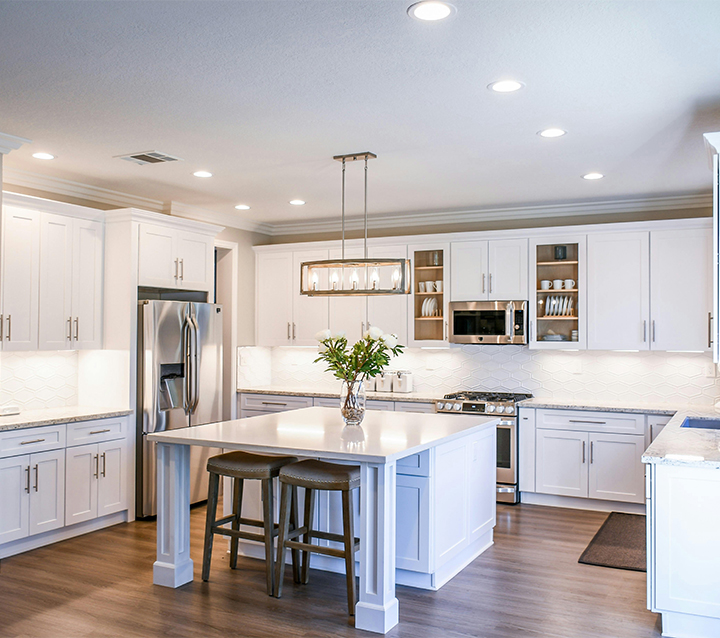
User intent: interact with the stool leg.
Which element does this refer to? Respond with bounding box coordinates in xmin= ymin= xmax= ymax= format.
xmin=229 ymin=478 xmax=244 ymax=570
xmin=202 ymin=471 xmax=220 ymax=582
xmin=261 ymin=478 xmax=275 ymax=596
xmin=342 ymin=489 xmax=357 ymax=616
xmin=301 ymin=488 xmax=316 ymax=585
xmin=290 ymin=486 xmax=301 ymax=583
xmin=274 ymin=481 xmax=292 ymax=598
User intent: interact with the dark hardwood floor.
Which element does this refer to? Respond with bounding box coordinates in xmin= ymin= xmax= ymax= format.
xmin=0 ymin=504 xmax=661 ymax=638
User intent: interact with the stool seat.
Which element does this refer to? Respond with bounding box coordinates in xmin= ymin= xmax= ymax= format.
xmin=279 ymin=459 xmax=360 ymax=491
xmin=207 ymin=450 xmax=299 ymax=479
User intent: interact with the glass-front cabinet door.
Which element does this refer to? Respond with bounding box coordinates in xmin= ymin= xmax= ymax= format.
xmin=407 ymin=242 xmax=450 ymax=347
xmin=529 ymin=236 xmax=587 ymax=349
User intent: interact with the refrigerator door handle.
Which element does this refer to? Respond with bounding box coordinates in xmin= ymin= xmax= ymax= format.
xmin=183 ymin=315 xmax=192 ymax=415
xmin=190 ymin=314 xmax=200 ymax=414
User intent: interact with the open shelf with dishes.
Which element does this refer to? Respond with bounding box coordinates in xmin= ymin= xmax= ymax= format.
xmin=531 ymin=239 xmax=585 ymax=347
xmin=409 ymin=246 xmax=448 ymax=345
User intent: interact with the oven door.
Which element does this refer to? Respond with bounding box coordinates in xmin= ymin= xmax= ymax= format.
xmin=496 ymin=418 xmax=517 ymax=485
xmin=449 ymin=301 xmax=526 ymax=344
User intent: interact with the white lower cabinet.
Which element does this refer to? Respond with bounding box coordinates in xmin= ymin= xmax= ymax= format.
xmin=536 ymin=428 xmax=588 ymax=498
xmin=587 ymin=432 xmax=645 ymax=503
xmin=0 ymin=449 xmax=65 ymax=544
xmin=396 ymin=473 xmax=430 ymax=572
xmin=66 ymin=439 xmax=126 ymax=525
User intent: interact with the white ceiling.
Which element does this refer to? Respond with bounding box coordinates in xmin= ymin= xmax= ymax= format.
xmin=1 ymin=0 xmax=720 ymax=230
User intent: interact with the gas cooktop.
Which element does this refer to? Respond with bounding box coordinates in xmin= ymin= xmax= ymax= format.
xmin=435 ymin=391 xmax=532 ymax=415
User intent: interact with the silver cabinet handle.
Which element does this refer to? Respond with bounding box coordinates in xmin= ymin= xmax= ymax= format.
xmin=708 ymin=312 xmax=713 ymax=348
xmin=444 ymin=320 xmax=448 ymax=340
xmin=643 ymin=320 xmax=647 ymax=342
xmin=361 ymin=321 xmax=365 ymax=335
xmin=292 ymin=323 xmax=296 ymax=340
xmin=174 ymin=258 xmax=179 ymax=280
xmin=1 ymin=314 xmax=4 ymax=340
xmin=262 ymin=401 xmax=287 ymax=406
xmin=287 ymin=322 xmax=291 ymax=340
xmin=101 ymin=452 xmax=106 ymax=478
xmin=569 ymin=420 xmax=606 ymax=425
xmin=74 ymin=317 xmax=79 ymax=341
xmin=94 ymin=454 xmax=99 ymax=479
xmin=590 ymin=441 xmax=594 ymax=464
xmin=25 ymin=466 xmax=30 ymax=493
xmin=89 ymin=429 xmax=111 ymax=435
xmin=482 ymin=273 xmax=486 ymax=294
xmin=6 ymin=315 xmax=10 ymax=341
xmin=529 ymin=320 xmax=533 ymax=342
xmin=67 ymin=317 xmax=72 ymax=341
xmin=489 ymin=273 xmax=493 ymax=294
xmin=180 ymin=259 xmax=184 ymax=281
xmin=652 ymin=320 xmax=656 ymax=343
xmin=20 ymin=438 xmax=45 ymax=445
xmin=582 ymin=440 xmax=586 ymax=464
xmin=34 ymin=464 xmax=39 ymax=491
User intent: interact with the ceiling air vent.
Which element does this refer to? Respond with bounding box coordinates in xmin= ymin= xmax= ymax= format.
xmin=115 ymin=150 xmax=183 ymax=166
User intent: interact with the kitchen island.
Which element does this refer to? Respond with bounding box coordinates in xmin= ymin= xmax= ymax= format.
xmin=148 ymin=406 xmax=499 ymax=634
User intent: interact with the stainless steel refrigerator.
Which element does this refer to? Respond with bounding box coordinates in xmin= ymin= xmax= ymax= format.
xmin=136 ymin=300 xmax=223 ymax=518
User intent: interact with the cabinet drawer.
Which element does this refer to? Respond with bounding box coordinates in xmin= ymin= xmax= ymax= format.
xmin=397 ymin=450 xmax=431 ymax=477
xmin=313 ymin=397 xmax=338 ymax=408
xmin=240 ymin=394 xmax=313 ymax=412
xmin=0 ymin=424 xmax=66 ymax=458
xmin=394 ymin=402 xmax=436 ymax=414
xmin=367 ymin=400 xmax=395 ymax=411
xmin=536 ymin=409 xmax=645 ymax=435
xmin=66 ymin=418 xmax=126 ymax=447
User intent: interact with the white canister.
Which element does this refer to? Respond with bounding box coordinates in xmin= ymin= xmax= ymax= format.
xmin=376 ymin=372 xmax=393 ymax=392
xmin=393 ymin=370 xmax=413 ymax=393
xmin=364 ymin=376 xmax=376 ymax=392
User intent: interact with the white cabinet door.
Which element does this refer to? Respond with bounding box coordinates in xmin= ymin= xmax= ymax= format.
xmin=38 ymin=213 xmax=73 ymax=350
xmin=535 ymin=429 xmax=588 ymax=498
xmin=588 ymin=433 xmax=645 ymax=503
xmin=256 ymin=252 xmax=293 ymax=346
xmin=138 ymin=224 xmax=178 ymax=288
xmin=65 ymin=443 xmax=98 ymax=525
xmin=2 ymin=207 xmax=40 ymax=350
xmin=650 ymin=227 xmax=712 ymax=352
xmin=177 ymin=230 xmax=214 ymax=291
xmin=649 ymin=415 xmax=671 ymax=442
xmin=587 ymin=232 xmax=650 ymax=350
xmin=328 ymin=246 xmax=366 ymax=343
xmin=450 ymin=240 xmax=488 ymax=301
xmin=72 ymin=219 xmax=103 ymax=349
xmin=28 ymin=449 xmax=65 ymax=536
xmin=488 ymin=238 xmax=528 ymax=300
xmin=292 ymin=249 xmax=329 ymax=345
xmin=367 ymin=245 xmax=408 ymax=346
xmin=97 ymin=439 xmax=126 ymax=517
xmin=396 ymin=474 xmax=431 ymax=572
xmin=0 ymin=454 xmax=29 ymax=544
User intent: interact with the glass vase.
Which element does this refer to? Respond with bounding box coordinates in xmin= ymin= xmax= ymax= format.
xmin=340 ymin=379 xmax=366 ymax=427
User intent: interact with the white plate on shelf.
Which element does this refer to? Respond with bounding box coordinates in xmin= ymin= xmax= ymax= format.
xmin=421 ymin=297 xmax=429 ymax=317
xmin=545 ymin=296 xmax=552 ymax=316
xmin=428 ymin=297 xmax=438 ymax=316
xmin=562 ymin=296 xmax=569 ymax=316
xmin=567 ymin=297 xmax=573 ymax=317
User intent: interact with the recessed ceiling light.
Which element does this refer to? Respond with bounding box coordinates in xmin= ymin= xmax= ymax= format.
xmin=488 ymin=80 xmax=524 ymax=93
xmin=32 ymin=152 xmax=55 ymax=160
xmin=193 ymin=170 xmax=213 ymax=178
xmin=407 ymin=1 xmax=456 ymax=21
xmin=235 ymin=204 xmax=250 ymax=210
xmin=538 ymin=128 xmax=567 ymax=138
xmin=582 ymin=172 xmax=604 ymax=180
xmin=289 ymin=200 xmax=306 ymax=206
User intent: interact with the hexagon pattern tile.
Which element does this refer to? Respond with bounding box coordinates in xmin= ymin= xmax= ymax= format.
xmin=1 ymin=352 xmax=78 ymax=410
xmin=259 ymin=346 xmax=720 ymax=406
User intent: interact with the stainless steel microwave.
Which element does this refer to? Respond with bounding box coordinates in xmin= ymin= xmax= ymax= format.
xmin=449 ymin=301 xmax=527 ymax=344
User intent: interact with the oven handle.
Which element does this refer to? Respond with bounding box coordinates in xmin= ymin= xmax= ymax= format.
xmin=498 ymin=419 xmax=515 ymax=426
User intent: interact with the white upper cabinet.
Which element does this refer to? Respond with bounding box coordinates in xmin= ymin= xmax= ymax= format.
xmin=650 ymin=227 xmax=712 ymax=352
xmin=408 ymin=242 xmax=450 ymax=347
xmin=450 ymin=238 xmax=527 ymax=301
xmin=587 ymin=231 xmax=650 ymax=350
xmin=138 ymin=223 xmax=215 ymax=292
xmin=367 ymin=244 xmax=408 ymax=346
xmin=2 ymin=206 xmax=40 ymax=350
xmin=39 ymin=215 xmax=103 ymax=350
xmin=255 ymin=249 xmax=330 ymax=346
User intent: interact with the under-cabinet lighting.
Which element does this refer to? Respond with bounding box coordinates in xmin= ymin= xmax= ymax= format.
xmin=666 ymin=350 xmax=704 ymax=353
xmin=612 ymin=350 xmax=640 ymax=353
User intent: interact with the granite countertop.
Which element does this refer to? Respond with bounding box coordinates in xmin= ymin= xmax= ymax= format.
xmin=0 ymin=406 xmax=134 ymax=432
xmin=238 ymin=386 xmax=438 ymax=403
xmin=517 ymin=397 xmax=688 ymax=416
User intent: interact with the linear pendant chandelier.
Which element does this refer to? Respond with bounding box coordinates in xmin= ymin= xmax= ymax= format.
xmin=299 ymin=152 xmax=410 ymax=296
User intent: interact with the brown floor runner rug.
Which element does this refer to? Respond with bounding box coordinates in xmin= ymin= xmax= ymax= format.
xmin=578 ymin=512 xmax=646 ymax=572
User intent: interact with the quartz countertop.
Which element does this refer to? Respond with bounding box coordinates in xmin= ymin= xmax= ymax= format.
xmin=238 ymin=386 xmax=437 ymax=404
xmin=149 ymin=406 xmax=498 ymax=464
xmin=0 ymin=406 xmax=133 ymax=432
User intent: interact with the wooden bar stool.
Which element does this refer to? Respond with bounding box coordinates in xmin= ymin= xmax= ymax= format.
xmin=273 ymin=459 xmax=360 ymax=616
xmin=202 ymin=450 xmax=299 ymax=595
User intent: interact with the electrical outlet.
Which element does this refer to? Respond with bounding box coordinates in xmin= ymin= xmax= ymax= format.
xmin=705 ymin=361 xmax=717 ymax=378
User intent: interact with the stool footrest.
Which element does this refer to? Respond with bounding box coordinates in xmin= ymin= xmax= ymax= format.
xmin=285 ymin=539 xmax=357 ymax=559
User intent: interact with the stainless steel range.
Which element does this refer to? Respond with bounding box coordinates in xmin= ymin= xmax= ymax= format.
xmin=435 ymin=391 xmax=532 ymax=504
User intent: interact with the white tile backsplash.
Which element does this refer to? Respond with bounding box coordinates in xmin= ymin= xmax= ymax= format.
xmin=0 ymin=351 xmax=78 ymax=410
xmin=253 ymin=345 xmax=720 ymax=406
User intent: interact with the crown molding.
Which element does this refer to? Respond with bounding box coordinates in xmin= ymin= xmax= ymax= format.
xmin=265 ymin=192 xmax=713 ymax=236
xmin=2 ymin=190 xmax=104 ymax=221
xmin=2 ymin=168 xmax=165 ymax=212
xmin=0 ymin=132 xmax=31 ymax=155
xmin=167 ymin=201 xmax=273 ymax=235
xmin=104 ymin=207 xmax=224 ymax=235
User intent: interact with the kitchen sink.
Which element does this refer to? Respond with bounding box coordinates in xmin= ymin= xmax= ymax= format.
xmin=681 ymin=417 xmax=720 ymax=430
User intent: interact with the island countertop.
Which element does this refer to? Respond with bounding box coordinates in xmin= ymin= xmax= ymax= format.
xmin=148 ymin=406 xmax=499 ymax=464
